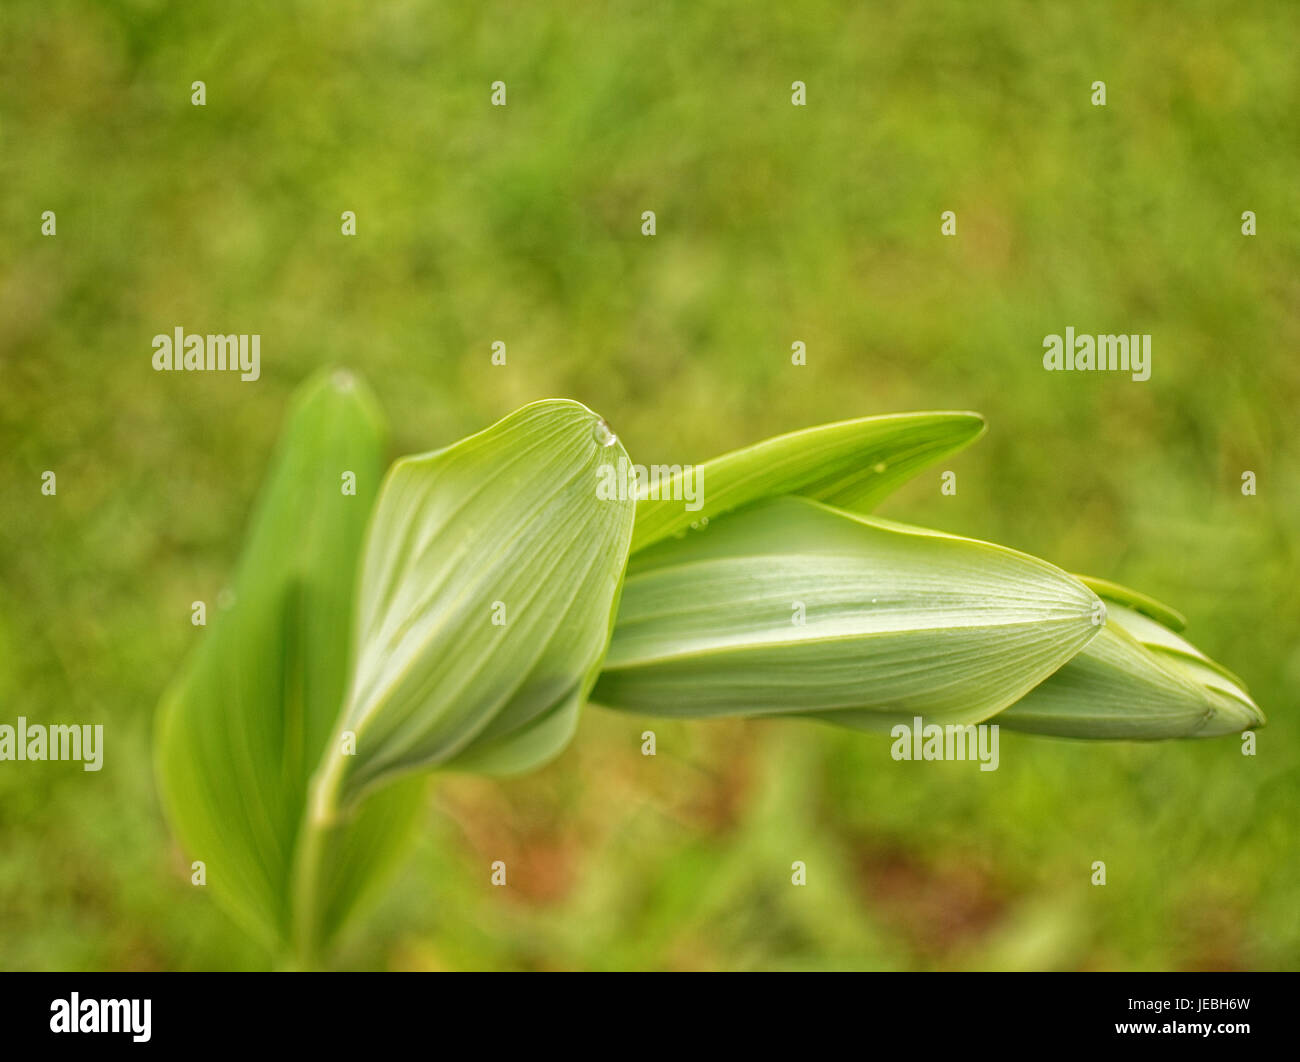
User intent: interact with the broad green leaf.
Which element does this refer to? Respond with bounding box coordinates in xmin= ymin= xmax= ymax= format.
xmin=314 ymin=399 xmax=636 ymax=814
xmin=155 ymin=371 xmax=425 ymax=958
xmin=630 ymin=411 xmax=985 ymax=552
xmin=998 ymin=594 xmax=1264 ymax=740
xmin=594 ymin=495 xmax=1102 ymax=729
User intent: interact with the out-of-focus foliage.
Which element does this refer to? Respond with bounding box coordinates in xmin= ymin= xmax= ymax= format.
xmin=154 ymin=370 xmax=425 ymax=958
xmin=1 ymin=0 xmax=1297 ymax=970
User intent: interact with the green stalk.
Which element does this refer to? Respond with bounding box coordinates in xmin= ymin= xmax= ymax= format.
xmin=290 ymin=750 xmax=349 ymax=969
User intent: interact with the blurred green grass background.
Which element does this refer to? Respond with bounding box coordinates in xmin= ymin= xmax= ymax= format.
xmin=2 ymin=0 xmax=1298 ymax=970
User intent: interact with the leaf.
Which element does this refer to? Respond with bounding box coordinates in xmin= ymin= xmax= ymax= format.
xmin=630 ymin=411 xmax=985 ymax=552
xmin=594 ymin=495 xmax=1102 ymax=729
xmin=314 ymin=399 xmax=636 ymax=814
xmin=155 ymin=371 xmax=425 ymax=958
xmin=1076 ymin=574 xmax=1187 ymax=631
xmin=997 ymin=592 xmax=1264 ymax=740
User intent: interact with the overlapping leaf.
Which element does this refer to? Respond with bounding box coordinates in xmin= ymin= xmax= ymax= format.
xmin=998 ymin=580 xmax=1264 ymax=739
xmin=315 ymin=399 xmax=636 ymax=813
xmin=595 ymin=495 xmax=1103 ymax=729
xmin=155 ymin=371 xmax=425 ymax=956
xmin=631 ymin=411 xmax=985 ymax=552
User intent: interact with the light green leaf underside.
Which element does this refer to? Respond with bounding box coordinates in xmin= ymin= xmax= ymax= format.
xmin=998 ymin=599 xmax=1263 ymax=740
xmin=595 ymin=496 xmax=1101 ymax=729
xmin=1086 ymin=595 xmax=1248 ymax=689
xmin=1076 ymin=574 xmax=1187 ymax=631
xmin=630 ymin=411 xmax=985 ymax=553
xmin=325 ymin=399 xmax=636 ymax=809
xmin=155 ymin=371 xmax=425 ymax=955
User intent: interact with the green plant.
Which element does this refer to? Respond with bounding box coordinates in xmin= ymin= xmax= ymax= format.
xmin=155 ymin=370 xmax=1263 ymax=967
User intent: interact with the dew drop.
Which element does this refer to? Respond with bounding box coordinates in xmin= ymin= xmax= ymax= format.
xmin=593 ymin=419 xmax=618 ymax=447
xmin=332 ymin=370 xmax=356 ymax=392
xmin=872 ymin=461 xmax=887 ymax=474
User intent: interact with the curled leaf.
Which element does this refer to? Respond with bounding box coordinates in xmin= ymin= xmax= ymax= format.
xmin=595 ymin=496 xmax=1102 ymax=729
xmin=316 ymin=399 xmax=636 ymax=813
xmin=999 ymin=584 xmax=1264 ymax=740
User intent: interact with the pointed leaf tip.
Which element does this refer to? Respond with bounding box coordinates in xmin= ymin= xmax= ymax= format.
xmin=630 ymin=410 xmax=987 ymax=552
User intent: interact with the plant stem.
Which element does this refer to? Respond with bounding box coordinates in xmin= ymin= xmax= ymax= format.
xmin=290 ymin=750 xmax=348 ymax=969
